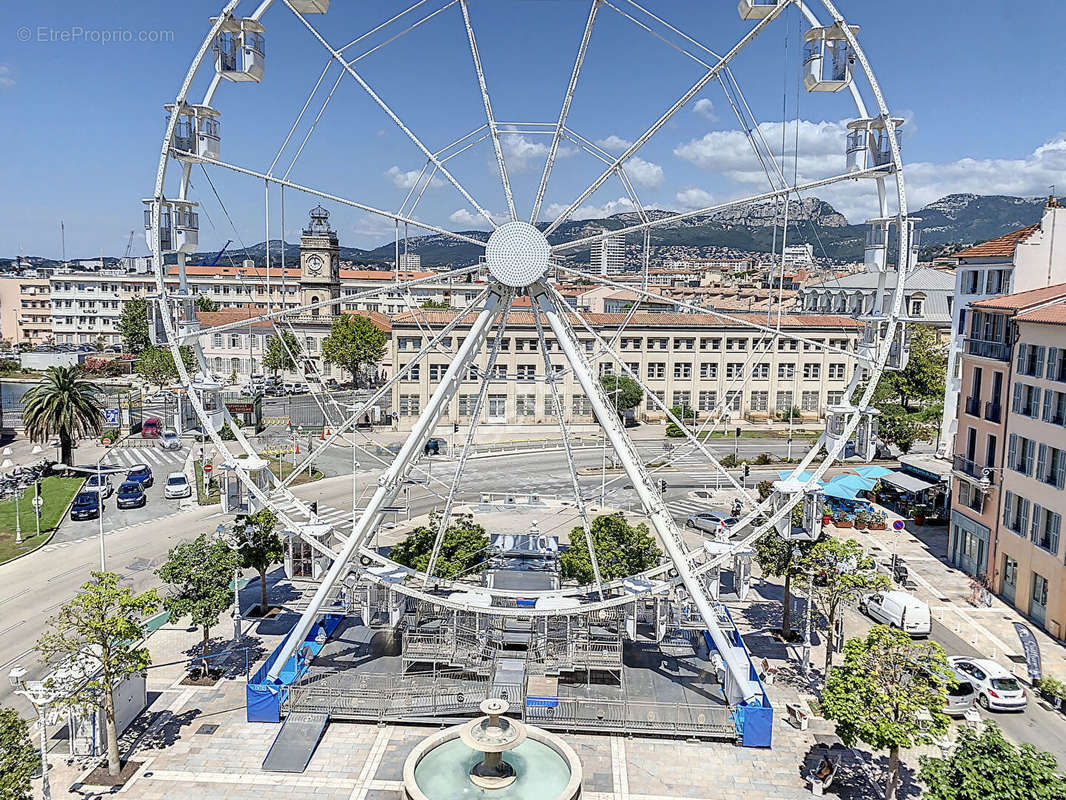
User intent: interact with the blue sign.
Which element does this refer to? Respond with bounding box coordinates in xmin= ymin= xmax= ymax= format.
xmin=1013 ymin=623 xmax=1042 ymax=681
xmin=104 ymin=408 xmax=120 ymax=426
xmin=892 ymin=519 xmax=905 ymax=531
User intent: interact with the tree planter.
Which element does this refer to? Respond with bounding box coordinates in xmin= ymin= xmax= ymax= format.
xmin=869 ymin=522 xmax=887 ymax=531
xmin=821 ymin=515 xmax=832 ymax=525
xmin=913 ymin=516 xmax=925 ymax=525
xmin=836 ymin=520 xmax=853 ymax=529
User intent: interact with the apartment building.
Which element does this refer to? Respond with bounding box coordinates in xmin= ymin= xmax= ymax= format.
xmin=49 ymin=271 xmax=156 ymax=346
xmin=938 ymin=198 xmax=1066 ymax=456
xmin=592 ymin=232 xmax=626 ymax=276
xmin=947 ymin=284 xmax=1066 ymax=597
xmin=0 ymin=276 xmax=52 ymax=346
xmin=389 ymin=310 xmax=861 ymax=431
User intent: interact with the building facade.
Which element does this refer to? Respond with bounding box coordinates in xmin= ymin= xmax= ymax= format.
xmin=0 ymin=276 xmax=52 ymax=346
xmin=592 ymin=232 xmax=626 ymax=276
xmin=798 ymin=266 xmax=955 ymax=332
xmin=388 ymin=310 xmax=861 ymax=431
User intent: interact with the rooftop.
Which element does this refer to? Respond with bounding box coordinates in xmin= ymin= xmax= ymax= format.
xmin=1015 ymin=298 xmax=1066 ymax=326
xmin=392 ymin=309 xmax=862 ymax=330
xmin=969 ymin=282 xmax=1066 ymax=312
xmin=949 ymin=223 xmax=1041 ymax=260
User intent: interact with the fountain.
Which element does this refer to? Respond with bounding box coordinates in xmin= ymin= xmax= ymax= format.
xmin=403 ymin=699 xmax=582 ymax=800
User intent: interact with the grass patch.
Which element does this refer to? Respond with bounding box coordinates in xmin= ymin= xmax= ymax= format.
xmin=268 ymin=456 xmax=323 ymax=487
xmin=0 ymin=475 xmax=84 ymax=563
xmin=193 ymin=460 xmax=220 ymax=505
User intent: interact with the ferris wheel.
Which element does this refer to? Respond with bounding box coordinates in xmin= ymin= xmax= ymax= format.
xmin=147 ymin=0 xmax=910 ymax=699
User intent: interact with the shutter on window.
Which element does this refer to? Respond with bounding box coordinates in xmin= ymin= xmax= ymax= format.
xmin=1003 ymin=491 xmax=1014 ymax=527
xmin=1052 ymin=513 xmax=1062 ymax=555
xmin=1036 ymin=347 xmax=1047 ymax=377
xmin=1017 ymin=343 xmax=1027 ymax=373
xmin=1044 ymin=389 xmax=1054 ymax=422
xmin=1032 ymin=504 xmax=1043 ymax=543
xmin=1033 ymin=387 xmax=1043 ymax=416
xmin=1020 ymin=498 xmax=1031 ymax=534
xmin=1057 ymin=450 xmax=1066 ymax=490
xmin=1028 ymin=439 xmax=1037 ymax=475
xmin=1049 ymin=348 xmax=1060 ymax=379
xmin=1013 ymin=383 xmax=1022 ymax=414
xmin=1008 ymin=434 xmax=1017 ymax=471
xmin=1038 ymin=444 xmax=1049 ymax=483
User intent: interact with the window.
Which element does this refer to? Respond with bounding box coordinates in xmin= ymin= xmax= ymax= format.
xmin=726 ymin=337 xmax=748 ymax=351
xmin=801 ymin=391 xmax=820 ymax=412
xmin=545 ymin=394 xmax=563 ymax=418
xmin=961 ymin=270 xmax=980 ymax=295
xmin=726 ymin=391 xmax=742 ymax=412
xmin=488 ymin=395 xmax=507 ymax=419
xmin=599 ymin=362 xmax=614 ymax=377
xmin=802 ymin=363 xmax=821 ymax=379
xmin=649 ymin=337 xmax=668 ymax=350
xmin=776 ymin=391 xmax=793 ymax=412
xmin=1033 ymin=573 xmax=1049 ymax=611
xmin=698 ymin=391 xmax=717 ymax=411
xmin=572 ymin=396 xmax=592 ymax=416
xmin=1031 ymin=504 xmax=1061 ymax=555
xmin=620 ymin=337 xmax=643 ymax=350
xmin=803 ymin=339 xmax=824 ymax=352
xmin=1012 ymin=382 xmax=1041 ymax=418
xmin=1036 ymin=444 xmax=1066 ymax=489
xmin=647 ymin=362 xmax=665 ymax=379
xmin=1017 ymin=344 xmax=1047 ymax=378
xmin=726 ymin=362 xmax=744 ymax=379
xmin=647 ymin=390 xmax=664 ymax=410
xmin=1002 ymin=490 xmax=1030 ymax=536
xmin=907 ymin=293 xmax=926 ymax=318
xmin=428 ymin=363 xmax=447 ymax=382
xmin=229 ymin=334 xmax=242 ymax=348
xmin=398 ymin=394 xmax=420 ymax=416
xmin=516 ymin=395 xmax=536 ymax=417
xmin=778 ymin=339 xmax=798 ymax=352
xmin=1048 ymin=347 xmax=1066 ymax=382
xmin=700 ymin=337 xmax=721 ymax=351
xmin=230 ymin=357 xmax=241 ymax=375
xmin=1008 ymin=434 xmax=1036 ymax=475
xmin=673 ymin=362 xmax=692 ymax=379
xmin=778 ymin=363 xmax=796 ymax=379
xmin=398 ymin=336 xmax=421 ymax=350
xmin=750 ymin=391 xmax=768 ymax=412
xmin=986 ymin=269 xmax=1009 ymax=295
xmin=828 ymin=363 xmax=846 ymax=380
xmin=751 ymin=363 xmax=769 ymax=380
xmin=672 ymin=391 xmax=691 ymax=409
xmin=1043 ymin=389 xmax=1066 ymax=425
xmin=957 ymin=481 xmax=983 ymax=514
xmin=827 ymin=391 xmax=844 ymax=405
xmin=491 ymin=364 xmax=507 ymax=380
xmin=673 ymin=337 xmax=695 ymax=351
xmin=305 ymin=336 xmax=318 ymax=355
xmin=465 ymin=365 xmax=481 ymax=381
xmin=626 ymin=362 xmax=639 ymax=375
xmin=212 ymin=333 xmax=223 ymax=348
xmin=700 ymin=362 xmax=718 ymax=379
xmin=401 ymin=363 xmax=420 ymax=382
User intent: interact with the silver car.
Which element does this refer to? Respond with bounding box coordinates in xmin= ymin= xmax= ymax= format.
xmin=944 ymin=679 xmax=977 ymax=717
xmin=685 ymin=510 xmax=737 ymax=537
xmin=158 ymin=429 xmax=182 ymax=451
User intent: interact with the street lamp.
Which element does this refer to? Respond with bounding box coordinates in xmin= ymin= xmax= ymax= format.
xmin=8 ymin=666 xmax=55 ymax=800
xmin=216 ymin=523 xmax=250 ymax=641
xmin=1 ymin=458 xmax=24 ymax=544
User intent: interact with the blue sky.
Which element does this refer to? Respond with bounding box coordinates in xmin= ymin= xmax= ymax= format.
xmin=2 ymin=0 xmax=1065 ymax=259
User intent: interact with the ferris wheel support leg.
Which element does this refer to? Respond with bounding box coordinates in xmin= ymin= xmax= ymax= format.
xmin=532 ymin=284 xmax=758 ymax=705
xmin=266 ymin=288 xmax=504 ymax=683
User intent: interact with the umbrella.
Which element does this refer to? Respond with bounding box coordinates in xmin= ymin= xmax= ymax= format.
xmin=852 ymin=465 xmax=891 ymax=479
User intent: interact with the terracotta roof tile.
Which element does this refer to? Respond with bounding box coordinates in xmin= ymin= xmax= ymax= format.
xmin=969 ymin=283 xmax=1066 ymax=311
xmin=391 ymin=309 xmax=860 ymax=330
xmin=1014 ymin=299 xmax=1066 ymax=326
xmin=196 ymin=306 xmax=392 ymax=332
xmin=950 ymin=224 xmax=1040 ymax=260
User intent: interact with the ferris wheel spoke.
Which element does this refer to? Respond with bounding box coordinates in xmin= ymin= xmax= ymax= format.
xmin=285 ymin=1 xmax=499 ymax=230
xmin=530 ymin=0 xmax=600 ymax=224
xmin=532 ymin=304 xmax=605 ymax=597
xmin=542 ymin=2 xmax=787 ymax=237
xmin=424 ymin=296 xmax=514 ymax=582
xmin=458 ymin=0 xmax=516 ymax=222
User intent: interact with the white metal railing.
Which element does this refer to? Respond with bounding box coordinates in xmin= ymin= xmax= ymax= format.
xmin=526 ymin=697 xmax=734 ymax=738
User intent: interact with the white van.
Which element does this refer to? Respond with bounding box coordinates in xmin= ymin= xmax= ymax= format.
xmin=859 ymin=590 xmax=931 ymax=637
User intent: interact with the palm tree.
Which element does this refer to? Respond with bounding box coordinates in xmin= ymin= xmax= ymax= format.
xmin=23 ymin=365 xmax=104 ymax=467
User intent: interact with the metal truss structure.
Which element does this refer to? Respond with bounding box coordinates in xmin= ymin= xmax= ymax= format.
xmin=147 ymin=0 xmax=910 ymax=705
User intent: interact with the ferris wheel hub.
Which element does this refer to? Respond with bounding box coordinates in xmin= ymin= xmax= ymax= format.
xmin=484 ymin=220 xmax=551 ymax=287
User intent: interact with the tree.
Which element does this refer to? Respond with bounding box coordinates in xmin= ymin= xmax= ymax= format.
xmin=22 ymin=365 xmax=104 ymax=468
xmin=802 ymin=537 xmax=890 ymax=673
xmin=232 ymin=509 xmax=284 ymax=614
xmin=390 ymin=513 xmax=489 ymax=579
xmin=194 ymin=295 xmax=220 ymax=313
xmin=665 ymin=404 xmax=698 ymax=438
xmin=753 ymin=529 xmax=817 ymax=640
xmin=157 ymin=535 xmax=240 ymax=654
xmin=135 ymin=345 xmax=195 ymax=389
xmin=321 ymin=314 xmax=386 ymax=388
xmin=919 ymin=721 xmax=1066 ymax=800
xmin=263 ymin=330 xmax=302 ymax=378
xmin=599 ymin=374 xmax=643 ymax=416
xmin=821 ymin=626 xmax=952 ymax=800
xmin=560 ymin=513 xmax=662 ymax=584
xmin=117 ymin=297 xmax=151 ymax=352
xmin=35 ymin=572 xmax=159 ymax=777
xmin=0 ymin=707 xmax=36 ymax=800
xmin=420 ymin=299 xmax=450 ymax=310
xmin=878 ymin=404 xmax=934 ymax=454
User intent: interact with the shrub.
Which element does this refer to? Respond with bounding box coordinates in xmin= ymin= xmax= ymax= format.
xmin=754 ymin=452 xmax=774 ymax=465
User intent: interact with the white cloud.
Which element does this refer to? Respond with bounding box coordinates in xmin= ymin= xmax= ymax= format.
xmin=449 ymin=208 xmax=507 ymax=228
xmin=675 ymin=188 xmax=714 ymax=210
xmin=0 ymin=66 xmax=14 ymax=89
xmin=693 ymin=98 xmax=715 ymax=120
xmin=544 ymin=196 xmax=639 ymax=221
xmin=625 ymin=156 xmax=664 ymax=188
xmin=352 ymin=212 xmax=399 ymax=240
xmin=385 ymin=165 xmax=444 ymax=191
xmin=595 ymin=134 xmax=633 ymax=152
xmin=499 ymin=133 xmax=576 ymax=173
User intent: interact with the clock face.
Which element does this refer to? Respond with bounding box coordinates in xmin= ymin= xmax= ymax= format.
xmin=306 ymin=253 xmax=324 ymax=275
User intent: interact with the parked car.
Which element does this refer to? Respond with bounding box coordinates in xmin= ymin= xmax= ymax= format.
xmin=146 ymin=392 xmax=168 ymax=404
xmin=949 ymin=657 xmax=1027 ymax=711
xmin=83 ymin=472 xmax=114 ymax=499
xmin=424 ymin=437 xmax=446 ymax=456
xmin=685 ymin=510 xmax=738 ymax=537
xmin=141 ymin=417 xmax=162 ymax=438
xmin=70 ymin=491 xmax=103 ymax=520
xmin=116 ymin=481 xmax=147 ymax=509
xmin=158 ymin=429 xmax=182 ymax=451
xmin=125 ymin=463 xmax=154 ymax=488
xmin=944 ymin=679 xmax=977 ymax=717
xmin=267 ymin=385 xmax=287 ymax=397
xmin=858 ymin=590 xmax=931 ymax=637
xmin=291 ymin=382 xmax=309 ymax=395
xmin=164 ymin=472 xmax=192 ymax=500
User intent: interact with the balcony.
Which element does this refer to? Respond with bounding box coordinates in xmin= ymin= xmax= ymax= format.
xmin=984 ymin=401 xmax=1002 ymax=423
xmin=964 ymin=396 xmax=981 ymax=417
xmin=964 ymin=338 xmax=1011 ymax=361
xmin=953 ymin=454 xmax=995 ymax=484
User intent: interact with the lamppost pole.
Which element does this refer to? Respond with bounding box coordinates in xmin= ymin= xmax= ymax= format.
xmin=802 ymin=568 xmax=815 ymax=676
xmin=8 ymin=667 xmax=53 ymax=800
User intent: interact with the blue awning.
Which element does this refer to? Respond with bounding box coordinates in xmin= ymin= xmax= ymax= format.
xmin=852 ymin=465 xmax=892 ymax=479
xmin=777 ymin=470 xmax=818 ymax=483
xmin=823 ymin=482 xmax=862 ymax=500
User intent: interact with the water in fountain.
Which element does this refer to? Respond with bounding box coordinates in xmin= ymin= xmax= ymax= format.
xmin=411 ymin=737 xmax=572 ymax=799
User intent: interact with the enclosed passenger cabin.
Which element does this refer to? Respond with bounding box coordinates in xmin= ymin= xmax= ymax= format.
xmin=289 ymin=0 xmax=330 ymax=11
xmin=825 ymin=404 xmax=880 ymax=461
xmin=737 ymin=0 xmax=782 ymax=20
xmin=859 ymin=316 xmax=910 ymax=372
xmin=863 ymin=218 xmax=890 ymax=272
xmin=221 ymin=455 xmax=271 ymax=515
xmin=803 ymin=25 xmax=858 ymax=92
xmin=846 ymin=117 xmax=903 ymax=172
xmin=167 ymin=103 xmax=221 ymax=163
xmin=771 ymin=478 xmax=823 ymax=541
xmin=212 ymin=17 xmax=265 ymax=82
xmin=143 ymin=199 xmax=199 ymax=254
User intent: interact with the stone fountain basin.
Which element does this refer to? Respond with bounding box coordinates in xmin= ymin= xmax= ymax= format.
xmin=403 ymin=721 xmax=583 ymax=800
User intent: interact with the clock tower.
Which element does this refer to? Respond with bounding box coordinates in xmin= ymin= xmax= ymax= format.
xmin=299 ymin=204 xmax=340 ymax=318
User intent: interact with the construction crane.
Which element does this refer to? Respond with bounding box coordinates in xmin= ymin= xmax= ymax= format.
xmin=123 ymin=230 xmax=135 ymax=260
xmin=201 ymin=239 xmax=232 ymax=266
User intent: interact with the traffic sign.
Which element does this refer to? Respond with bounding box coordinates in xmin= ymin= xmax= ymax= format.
xmin=892 ymin=519 xmax=905 ymax=531
xmin=104 ymin=408 xmax=120 ymax=426
xmin=32 ymin=496 xmax=43 ymax=510
xmin=203 ymin=463 xmax=213 ymax=473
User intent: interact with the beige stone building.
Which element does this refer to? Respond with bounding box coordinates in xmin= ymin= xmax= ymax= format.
xmin=0 ymin=276 xmax=52 ymax=346
xmin=388 ymin=310 xmax=861 ymax=430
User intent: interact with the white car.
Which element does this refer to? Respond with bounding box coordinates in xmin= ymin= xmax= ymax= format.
xmin=949 ymin=657 xmax=1027 ymax=711
xmin=158 ymin=429 xmax=182 ymax=451
xmin=858 ymin=590 xmax=931 ymax=637
xmin=163 ymin=472 xmax=192 ymax=500
xmin=685 ymin=510 xmax=737 ymax=538
xmin=83 ymin=473 xmax=114 ymax=499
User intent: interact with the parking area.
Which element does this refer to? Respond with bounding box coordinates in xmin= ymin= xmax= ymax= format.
xmin=51 ymin=442 xmax=192 ymax=545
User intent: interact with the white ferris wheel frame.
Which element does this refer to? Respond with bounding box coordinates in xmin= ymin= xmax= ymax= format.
xmin=147 ymin=0 xmax=909 ymax=694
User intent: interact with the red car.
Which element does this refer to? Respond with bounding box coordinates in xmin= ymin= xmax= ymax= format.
xmin=141 ymin=417 xmax=161 ymax=438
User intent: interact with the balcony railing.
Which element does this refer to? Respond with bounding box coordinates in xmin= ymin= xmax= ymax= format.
xmin=953 ymin=454 xmax=995 ymax=484
xmin=964 ymin=338 xmax=1011 ymax=361
xmin=964 ymin=396 xmax=981 ymax=416
xmin=984 ymin=401 xmax=1002 ymax=423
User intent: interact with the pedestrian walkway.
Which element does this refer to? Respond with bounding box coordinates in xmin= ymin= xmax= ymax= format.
xmin=106 ymin=446 xmax=186 ymax=469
